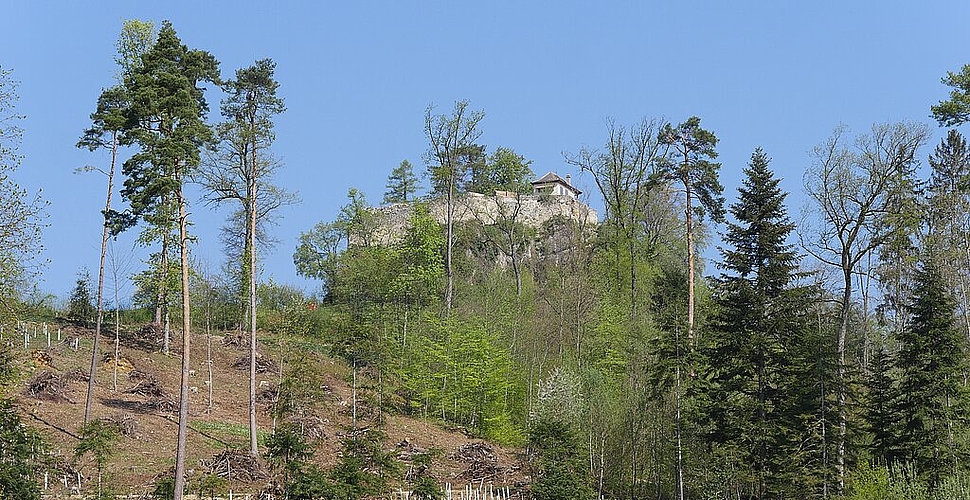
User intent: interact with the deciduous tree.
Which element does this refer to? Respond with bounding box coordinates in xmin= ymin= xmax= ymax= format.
xmin=0 ymin=68 xmax=45 ymax=317
xmin=802 ymin=121 xmax=929 ymax=494
xmin=425 ymin=100 xmax=484 ymax=314
xmin=198 ymin=57 xmax=291 ymax=457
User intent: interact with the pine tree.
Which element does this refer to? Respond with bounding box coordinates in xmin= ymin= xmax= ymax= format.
xmin=115 ymin=22 xmax=220 ymax=498
xmin=383 ymin=159 xmax=419 ymax=204
xmin=702 ymin=148 xmax=806 ymax=498
xmin=895 ymin=260 xmax=968 ymax=485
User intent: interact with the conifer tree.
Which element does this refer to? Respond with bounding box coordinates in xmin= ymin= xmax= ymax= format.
xmin=925 ymin=130 xmax=970 ymax=342
xmin=114 ymin=21 xmax=220 ymax=498
xmin=383 ymin=159 xmax=419 ymax=204
xmin=659 ymin=116 xmax=725 ymax=353
xmin=866 ymin=345 xmax=899 ymax=465
xmin=702 ymin=148 xmax=802 ymax=498
xmin=78 ymin=18 xmax=155 ymax=427
xmin=895 ymin=260 xmax=967 ymax=485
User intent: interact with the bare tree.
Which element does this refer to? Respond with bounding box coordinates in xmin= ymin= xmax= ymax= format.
xmin=566 ymin=118 xmax=666 ymax=318
xmin=802 ymin=121 xmax=929 ymax=494
xmin=425 ymin=100 xmax=484 ymax=315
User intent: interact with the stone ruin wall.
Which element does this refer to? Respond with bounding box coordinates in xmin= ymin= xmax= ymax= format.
xmin=369 ymin=193 xmax=599 ymax=246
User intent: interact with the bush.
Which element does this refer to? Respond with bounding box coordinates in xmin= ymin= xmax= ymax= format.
xmin=528 ymin=419 xmax=594 ymax=500
xmin=0 ymin=398 xmax=44 ymax=500
xmin=846 ymin=462 xmax=970 ymax=500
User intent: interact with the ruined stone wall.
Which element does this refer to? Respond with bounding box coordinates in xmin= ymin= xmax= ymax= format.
xmin=368 ymin=193 xmax=599 ymax=245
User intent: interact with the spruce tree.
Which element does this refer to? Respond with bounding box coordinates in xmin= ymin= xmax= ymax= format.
xmin=702 ymin=148 xmax=805 ymax=498
xmin=895 ymin=260 xmax=967 ymax=485
xmin=866 ymin=345 xmax=899 ymax=465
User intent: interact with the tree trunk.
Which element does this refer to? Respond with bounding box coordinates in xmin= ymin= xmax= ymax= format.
xmin=157 ymin=230 xmax=170 ymax=330
xmin=207 ymin=312 xmax=213 ymax=410
xmin=173 ymin=184 xmax=193 ymax=500
xmin=685 ymin=182 xmax=695 ymax=353
xmin=84 ymin=131 xmax=117 ymax=425
xmin=111 ymin=234 xmax=121 ymax=392
xmin=247 ymin=140 xmax=259 ymax=450
xmin=837 ymin=265 xmax=851 ymax=496
xmin=445 ymin=176 xmax=455 ymax=315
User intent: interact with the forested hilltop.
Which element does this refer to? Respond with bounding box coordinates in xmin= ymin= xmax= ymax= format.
xmin=6 ymin=18 xmax=970 ymax=500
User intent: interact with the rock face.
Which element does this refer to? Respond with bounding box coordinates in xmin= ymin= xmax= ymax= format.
xmin=366 ymin=192 xmax=598 ymax=246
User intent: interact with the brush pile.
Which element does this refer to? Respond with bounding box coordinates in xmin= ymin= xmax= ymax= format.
xmin=200 ymin=449 xmax=268 ymax=482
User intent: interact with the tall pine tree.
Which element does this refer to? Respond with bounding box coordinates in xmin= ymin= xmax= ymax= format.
xmin=116 ymin=22 xmax=220 ymax=498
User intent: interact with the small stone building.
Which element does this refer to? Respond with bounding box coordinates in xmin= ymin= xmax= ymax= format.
xmin=531 ymin=172 xmax=581 ymax=198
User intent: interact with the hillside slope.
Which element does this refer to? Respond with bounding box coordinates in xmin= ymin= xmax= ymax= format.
xmin=3 ymin=321 xmax=529 ymax=497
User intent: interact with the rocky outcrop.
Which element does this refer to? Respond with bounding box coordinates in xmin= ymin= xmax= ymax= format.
xmin=368 ymin=192 xmax=598 ymax=245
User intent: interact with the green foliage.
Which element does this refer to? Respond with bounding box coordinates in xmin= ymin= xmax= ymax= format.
xmin=0 ymin=398 xmax=44 ymax=500
xmin=273 ymin=354 xmax=326 ymax=421
xmin=895 ymin=260 xmax=969 ymax=484
xmin=408 ymin=449 xmax=444 ymax=500
xmin=466 ymin=146 xmax=534 ymax=194
xmin=114 ymin=19 xmax=156 ymax=80
xmin=698 ymin=150 xmax=822 ymax=497
xmin=384 ymin=159 xmax=420 ymax=203
xmin=847 ymin=462 xmax=970 ymax=500
xmin=68 ymin=268 xmax=96 ymax=325
xmin=392 ymin=203 xmax=444 ymax=307
xmin=112 ymin=20 xmax=220 ymax=234
xmin=866 ymin=346 xmax=899 ymax=465
xmin=193 ymin=472 xmax=228 ymax=498
xmin=329 ymin=428 xmax=400 ymax=500
xmin=75 ymin=419 xmax=122 ymax=468
xmin=265 ymin=423 xmax=314 ymax=476
xmin=847 ymin=461 xmax=892 ymax=500
xmin=293 ymin=220 xmax=344 ymax=287
xmin=529 ymin=419 xmax=594 ymax=500
xmin=150 ymin=475 xmax=183 ymax=499
xmin=286 ymin=464 xmax=333 ymax=500
xmin=75 ymin=418 xmax=123 ymax=497
xmin=932 ymin=63 xmax=970 ymax=127
xmin=411 ymin=475 xmax=444 ymax=500
xmin=401 ymin=315 xmax=522 ymax=439
xmin=424 ymin=100 xmax=485 ymax=198
xmin=658 ymin=116 xmax=725 ymax=224
xmin=129 ymin=248 xmax=179 ymax=313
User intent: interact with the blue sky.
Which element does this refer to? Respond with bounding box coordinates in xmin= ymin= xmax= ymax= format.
xmin=3 ymin=2 xmax=969 ymax=303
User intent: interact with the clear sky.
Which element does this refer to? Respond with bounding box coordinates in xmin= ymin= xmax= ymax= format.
xmin=3 ymin=2 xmax=969 ymax=303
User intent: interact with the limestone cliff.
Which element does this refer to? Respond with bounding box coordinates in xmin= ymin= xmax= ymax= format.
xmin=367 ymin=192 xmax=598 ymax=246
